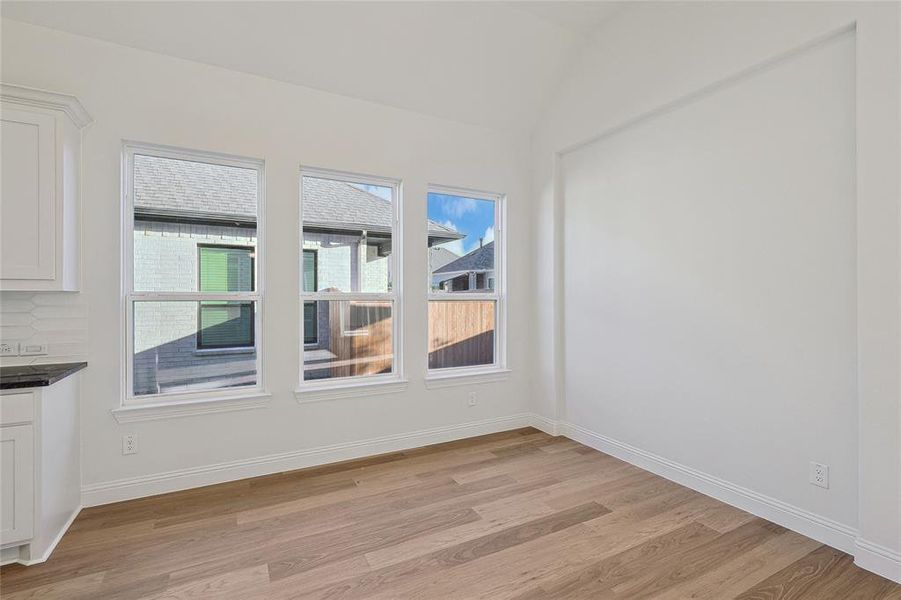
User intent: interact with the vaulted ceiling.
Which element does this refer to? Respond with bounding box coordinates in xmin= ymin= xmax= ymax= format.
xmin=1 ymin=1 xmax=622 ymax=132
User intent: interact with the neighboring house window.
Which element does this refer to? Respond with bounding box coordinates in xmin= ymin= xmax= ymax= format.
xmin=427 ymin=186 xmax=505 ymax=372
xmin=124 ymin=143 xmax=263 ymax=402
xmin=197 ymin=245 xmax=255 ymax=349
xmin=300 ymin=169 xmax=402 ymax=385
xmin=303 ymin=250 xmax=318 ymax=345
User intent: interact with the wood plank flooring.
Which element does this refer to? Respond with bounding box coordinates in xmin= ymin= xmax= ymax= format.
xmin=1 ymin=428 xmax=898 ymax=599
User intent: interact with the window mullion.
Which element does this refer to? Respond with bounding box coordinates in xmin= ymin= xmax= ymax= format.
xmin=302 ymin=292 xmax=396 ymax=302
xmin=427 ymin=293 xmax=498 ymax=302
xmin=131 ymin=292 xmax=260 ymax=302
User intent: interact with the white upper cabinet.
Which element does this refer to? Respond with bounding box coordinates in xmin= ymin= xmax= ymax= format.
xmin=1 ymin=84 xmax=91 ymax=291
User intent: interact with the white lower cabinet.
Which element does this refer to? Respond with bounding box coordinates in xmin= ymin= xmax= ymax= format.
xmin=0 ymin=424 xmax=35 ymax=545
xmin=0 ymin=376 xmax=81 ymax=565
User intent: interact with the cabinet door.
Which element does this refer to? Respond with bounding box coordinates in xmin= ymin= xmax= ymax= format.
xmin=0 ymin=424 xmax=34 ymax=546
xmin=1 ymin=108 xmax=56 ymax=281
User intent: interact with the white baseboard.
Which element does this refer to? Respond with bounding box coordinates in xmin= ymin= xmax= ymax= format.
xmin=528 ymin=413 xmax=560 ymax=436
xmin=556 ymin=420 xmax=901 ymax=584
xmin=0 ymin=505 xmax=81 ymax=566
xmin=0 ymin=546 xmax=21 ymax=566
xmin=559 ymin=421 xmax=857 ymax=552
xmin=855 ymin=538 xmax=901 ymax=583
xmin=28 ymin=505 xmax=82 ymax=565
xmin=82 ymin=413 xmax=534 ymax=507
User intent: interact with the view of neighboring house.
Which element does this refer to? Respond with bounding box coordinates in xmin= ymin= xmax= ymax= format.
xmin=301 ymin=176 xmax=462 ymax=379
xmin=428 ymin=246 xmax=460 ymax=278
xmin=131 ymin=156 xmax=463 ymax=394
xmin=432 ymin=241 xmax=495 ymax=292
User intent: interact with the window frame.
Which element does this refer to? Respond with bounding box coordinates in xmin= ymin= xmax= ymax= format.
xmin=426 ymin=184 xmax=507 ymax=377
xmin=298 ymin=166 xmax=404 ymax=391
xmin=121 ymin=142 xmax=265 ymax=406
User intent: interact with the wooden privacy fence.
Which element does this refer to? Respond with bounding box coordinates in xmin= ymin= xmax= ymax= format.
xmin=324 ymin=300 xmax=495 ymax=376
xmin=327 ymin=301 xmax=393 ymax=378
xmin=428 ymin=300 xmax=495 ymax=369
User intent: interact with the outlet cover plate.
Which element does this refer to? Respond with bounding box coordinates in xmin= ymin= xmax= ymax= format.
xmin=810 ymin=462 xmax=829 ymax=489
xmin=20 ymin=343 xmax=48 ymax=356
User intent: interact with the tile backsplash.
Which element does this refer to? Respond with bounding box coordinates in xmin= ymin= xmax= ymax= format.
xmin=0 ymin=292 xmax=88 ymax=365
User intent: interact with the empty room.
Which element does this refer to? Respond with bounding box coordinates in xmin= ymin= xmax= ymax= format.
xmin=0 ymin=1 xmax=899 ymax=598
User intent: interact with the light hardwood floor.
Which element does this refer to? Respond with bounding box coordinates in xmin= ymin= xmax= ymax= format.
xmin=1 ymin=428 xmax=899 ymax=599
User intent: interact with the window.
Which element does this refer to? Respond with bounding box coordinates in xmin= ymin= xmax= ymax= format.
xmin=427 ymin=186 xmax=505 ymax=372
xmin=124 ymin=144 xmax=263 ymax=402
xmin=300 ymin=169 xmax=401 ymax=385
xmin=197 ymin=245 xmax=255 ymax=349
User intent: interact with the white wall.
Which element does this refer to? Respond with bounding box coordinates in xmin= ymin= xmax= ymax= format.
xmin=532 ymin=1 xmax=900 ymax=580
xmin=0 ymin=19 xmax=535 ymax=500
xmin=564 ymin=28 xmax=857 ymax=524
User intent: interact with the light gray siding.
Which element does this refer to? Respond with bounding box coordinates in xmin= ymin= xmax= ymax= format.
xmin=132 ymin=221 xmax=387 ymax=393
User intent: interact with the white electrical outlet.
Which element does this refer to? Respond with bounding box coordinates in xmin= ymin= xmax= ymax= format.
xmin=20 ymin=343 xmax=48 ymax=356
xmin=810 ymin=462 xmax=829 ymax=488
xmin=123 ymin=434 xmax=138 ymax=455
xmin=0 ymin=342 xmax=19 ymax=356
xmin=468 ymin=391 xmax=477 ymax=407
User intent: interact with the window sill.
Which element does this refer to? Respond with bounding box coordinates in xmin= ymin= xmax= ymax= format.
xmin=295 ymin=378 xmax=408 ymax=403
xmin=424 ymin=368 xmax=511 ymax=389
xmin=193 ymin=347 xmax=256 ymax=357
xmin=111 ymin=390 xmax=271 ymax=423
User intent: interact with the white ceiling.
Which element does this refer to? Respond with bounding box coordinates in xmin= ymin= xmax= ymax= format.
xmin=1 ymin=1 xmax=622 ymax=132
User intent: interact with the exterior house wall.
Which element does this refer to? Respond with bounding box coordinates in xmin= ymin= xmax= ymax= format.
xmin=131 ymin=222 xmax=389 ymax=391
xmin=132 ymin=220 xmax=257 ymax=396
xmin=302 ymin=234 xmax=389 ymax=294
xmin=433 ymin=269 xmax=495 ymax=291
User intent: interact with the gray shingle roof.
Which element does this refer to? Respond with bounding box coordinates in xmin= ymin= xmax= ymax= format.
xmin=134 ymin=154 xmax=257 ymax=220
xmin=429 ymin=247 xmax=460 ymax=273
xmin=133 ymin=154 xmax=462 ymax=241
xmin=434 ymin=241 xmax=494 ymax=273
xmin=303 ymin=177 xmax=459 ymax=240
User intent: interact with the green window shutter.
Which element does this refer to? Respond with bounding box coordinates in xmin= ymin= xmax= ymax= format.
xmin=303 ymin=301 xmax=317 ymax=344
xmin=199 ymin=246 xmax=254 ymax=292
xmin=302 ymin=250 xmax=318 ymax=345
xmin=303 ymin=250 xmax=317 ymax=292
xmin=199 ymin=302 xmax=254 ymax=348
xmin=197 ymin=246 xmax=255 ymax=348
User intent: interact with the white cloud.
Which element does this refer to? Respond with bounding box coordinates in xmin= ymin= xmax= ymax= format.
xmin=442 ymin=196 xmax=478 ymax=219
xmin=483 ymin=226 xmax=495 ymax=244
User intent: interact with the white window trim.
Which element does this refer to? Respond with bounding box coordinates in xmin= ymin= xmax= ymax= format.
xmin=294 ymin=376 xmax=409 ymax=403
xmin=427 ymin=184 xmax=507 ymax=379
xmin=297 ymin=166 xmax=404 ymax=395
xmin=111 ymin=390 xmax=272 ymax=423
xmin=120 ymin=142 xmax=267 ymax=411
xmin=424 ymin=367 xmax=512 ymax=389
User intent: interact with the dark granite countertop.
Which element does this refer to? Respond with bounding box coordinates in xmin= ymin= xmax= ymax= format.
xmin=0 ymin=362 xmax=87 ymax=390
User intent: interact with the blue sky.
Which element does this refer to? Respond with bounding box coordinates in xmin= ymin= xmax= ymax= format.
xmin=427 ymin=192 xmax=495 ymax=257
xmin=352 ymin=184 xmax=495 ymax=257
